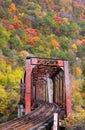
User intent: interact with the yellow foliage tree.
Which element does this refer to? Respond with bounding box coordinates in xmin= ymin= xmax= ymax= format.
xmin=0 ymin=85 xmax=8 ymax=114
xmin=63 ymin=17 xmax=69 ymax=24
xmin=19 ymin=50 xmax=29 ymax=63
xmin=70 ymin=75 xmax=84 ymax=114
xmin=75 ymin=67 xmax=82 ymax=77
xmin=72 ymin=44 xmax=77 ymax=52
xmin=0 ymin=72 xmax=7 ymax=86
xmin=18 ymin=13 xmax=24 ymax=17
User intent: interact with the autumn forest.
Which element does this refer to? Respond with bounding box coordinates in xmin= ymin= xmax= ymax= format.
xmin=0 ymin=0 xmax=85 ymax=128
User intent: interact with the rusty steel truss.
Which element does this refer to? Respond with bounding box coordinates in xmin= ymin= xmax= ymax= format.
xmin=20 ymin=57 xmax=72 ymax=116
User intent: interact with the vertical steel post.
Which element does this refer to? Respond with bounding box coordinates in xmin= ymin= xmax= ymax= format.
xmin=58 ymin=78 xmax=60 ymax=105
xmin=25 ymin=58 xmax=31 ymax=114
xmin=53 ymin=78 xmax=55 ymax=103
xmin=57 ymin=79 xmax=59 ymax=104
xmin=62 ymin=74 xmax=64 ymax=108
xmin=64 ymin=61 xmax=72 ymax=116
xmin=47 ymin=76 xmax=52 ymax=103
xmin=53 ymin=113 xmax=59 ymax=130
xmin=18 ymin=104 xmax=24 ymax=118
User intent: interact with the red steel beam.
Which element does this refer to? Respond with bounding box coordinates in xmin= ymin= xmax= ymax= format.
xmin=31 ymin=57 xmax=64 ymax=67
xmin=25 ymin=58 xmax=31 ymax=114
xmin=64 ymin=61 xmax=72 ymax=116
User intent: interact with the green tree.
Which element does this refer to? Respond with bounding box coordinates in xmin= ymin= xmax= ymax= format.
xmin=58 ymin=36 xmax=70 ymax=50
xmin=0 ymin=25 xmax=10 ymax=47
xmin=78 ymin=20 xmax=85 ymax=36
xmin=77 ymin=45 xmax=85 ymax=58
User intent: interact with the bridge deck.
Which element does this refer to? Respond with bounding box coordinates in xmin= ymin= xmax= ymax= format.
xmin=0 ymin=101 xmax=60 ymax=130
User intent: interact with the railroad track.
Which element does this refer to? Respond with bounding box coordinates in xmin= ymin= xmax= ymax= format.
xmin=0 ymin=101 xmax=59 ymax=130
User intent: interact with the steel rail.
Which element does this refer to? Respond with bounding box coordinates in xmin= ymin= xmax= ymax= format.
xmin=0 ymin=101 xmax=59 ymax=130
xmin=0 ymin=101 xmax=44 ymax=129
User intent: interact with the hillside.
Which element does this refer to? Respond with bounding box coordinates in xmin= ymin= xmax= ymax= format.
xmin=0 ymin=0 xmax=85 ymax=126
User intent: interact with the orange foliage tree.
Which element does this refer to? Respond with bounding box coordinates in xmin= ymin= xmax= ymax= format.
xmin=8 ymin=3 xmax=16 ymax=12
xmin=51 ymin=39 xmax=59 ymax=49
xmin=26 ymin=28 xmax=37 ymax=36
xmin=32 ymin=36 xmax=39 ymax=42
xmin=27 ymin=36 xmax=39 ymax=46
xmin=26 ymin=28 xmax=39 ymax=46
xmin=76 ymin=39 xmax=82 ymax=45
xmin=53 ymin=15 xmax=63 ymax=25
xmin=76 ymin=39 xmax=85 ymax=46
xmin=82 ymin=39 xmax=85 ymax=46
xmin=9 ymin=25 xmax=15 ymax=30
xmin=12 ymin=22 xmax=19 ymax=29
xmin=81 ymin=13 xmax=85 ymax=20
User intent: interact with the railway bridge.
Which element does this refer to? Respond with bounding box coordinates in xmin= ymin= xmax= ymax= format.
xmin=0 ymin=57 xmax=72 ymax=130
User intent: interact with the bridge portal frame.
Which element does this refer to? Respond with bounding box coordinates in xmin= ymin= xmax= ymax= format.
xmin=25 ymin=57 xmax=72 ymax=116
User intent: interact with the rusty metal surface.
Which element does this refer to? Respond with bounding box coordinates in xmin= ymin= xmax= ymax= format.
xmin=31 ymin=57 xmax=64 ymax=66
xmin=64 ymin=61 xmax=72 ymax=116
xmin=25 ymin=59 xmax=31 ymax=114
xmin=20 ymin=57 xmax=71 ymax=117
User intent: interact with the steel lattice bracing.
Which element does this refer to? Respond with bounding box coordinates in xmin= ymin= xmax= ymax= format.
xmin=20 ymin=57 xmax=72 ymax=116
